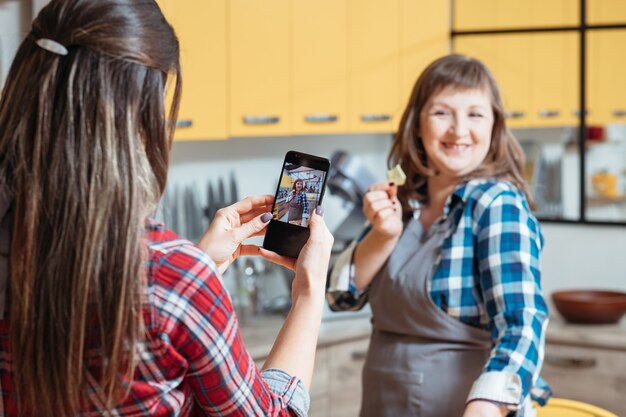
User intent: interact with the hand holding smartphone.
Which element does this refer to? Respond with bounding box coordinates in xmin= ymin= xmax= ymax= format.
xmin=263 ymin=151 xmax=330 ymax=258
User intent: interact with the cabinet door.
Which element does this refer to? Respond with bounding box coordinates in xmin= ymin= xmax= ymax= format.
xmin=291 ymin=0 xmax=348 ymax=135
xmin=229 ymin=0 xmax=290 ymax=137
xmin=348 ymin=0 xmax=401 ymax=133
xmin=530 ymin=32 xmax=580 ymax=127
xmin=454 ymin=34 xmax=531 ymax=128
xmin=542 ymin=343 xmax=626 ymax=415
xmin=158 ymin=0 xmax=227 ymax=140
xmin=588 ymin=0 xmax=626 ymax=25
xmin=454 ymin=0 xmax=578 ymax=31
xmin=400 ymin=0 xmax=450 ymax=112
xmin=328 ymin=338 xmax=369 ymax=417
xmin=587 ymin=30 xmax=626 ymax=126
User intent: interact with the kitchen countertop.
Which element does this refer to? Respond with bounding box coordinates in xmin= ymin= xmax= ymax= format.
xmin=239 ymin=315 xmax=372 ymax=361
xmin=546 ymin=315 xmax=626 ymax=351
xmin=239 ymin=312 xmax=626 ymax=361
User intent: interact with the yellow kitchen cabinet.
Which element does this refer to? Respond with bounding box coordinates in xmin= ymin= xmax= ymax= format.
xmin=229 ymin=0 xmax=290 ymax=137
xmin=588 ymin=0 xmax=626 ymax=25
xmin=454 ymin=1 xmax=578 ymax=31
xmin=587 ymin=30 xmax=626 ymax=125
xmin=529 ymin=32 xmax=580 ymax=127
xmin=348 ymin=0 xmax=402 ymax=133
xmin=400 ymin=0 xmax=451 ymax=109
xmin=454 ymin=34 xmax=531 ymax=128
xmin=291 ymin=0 xmax=348 ymax=135
xmin=158 ymin=0 xmax=227 ymax=141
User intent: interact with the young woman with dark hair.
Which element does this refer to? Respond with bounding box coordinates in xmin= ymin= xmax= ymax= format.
xmin=0 ymin=1 xmax=332 ymax=416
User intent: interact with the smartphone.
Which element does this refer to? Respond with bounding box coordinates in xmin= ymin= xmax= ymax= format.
xmin=263 ymin=150 xmax=330 ymax=258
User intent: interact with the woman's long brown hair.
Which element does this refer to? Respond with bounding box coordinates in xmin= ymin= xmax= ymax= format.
xmin=390 ymin=54 xmax=535 ymax=210
xmin=0 ymin=0 xmax=181 ymax=415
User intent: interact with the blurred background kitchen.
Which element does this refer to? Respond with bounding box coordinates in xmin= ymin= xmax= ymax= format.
xmin=2 ymin=1 xmax=626 ymax=415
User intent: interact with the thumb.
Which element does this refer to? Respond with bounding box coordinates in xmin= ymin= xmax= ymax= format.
xmin=232 ymin=212 xmax=272 ymax=243
xmin=307 ymin=207 xmax=327 ymax=242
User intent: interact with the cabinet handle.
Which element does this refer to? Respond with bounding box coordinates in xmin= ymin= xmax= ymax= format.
xmin=361 ymin=113 xmax=391 ymax=122
xmin=305 ymin=113 xmax=338 ymax=123
xmin=613 ymin=110 xmax=626 ymax=118
xmin=506 ymin=111 xmax=525 ymax=119
xmin=573 ymin=109 xmax=588 ymax=117
xmin=351 ymin=350 xmax=367 ymax=361
xmin=176 ymin=120 xmax=193 ymax=129
xmin=539 ymin=110 xmax=560 ymax=118
xmin=545 ymin=355 xmax=597 ymax=369
xmin=243 ymin=116 xmax=281 ymax=125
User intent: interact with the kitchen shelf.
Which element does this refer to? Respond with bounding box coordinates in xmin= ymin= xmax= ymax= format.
xmin=586 ymin=194 xmax=626 ymax=207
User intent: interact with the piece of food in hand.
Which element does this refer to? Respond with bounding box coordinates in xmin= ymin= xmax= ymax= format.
xmin=386 ymin=164 xmax=407 ymax=186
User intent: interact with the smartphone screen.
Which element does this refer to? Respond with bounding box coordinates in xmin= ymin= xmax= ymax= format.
xmin=263 ymin=150 xmax=330 ymax=258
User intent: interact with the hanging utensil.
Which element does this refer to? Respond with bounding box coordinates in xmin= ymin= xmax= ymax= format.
xmin=229 ymin=171 xmax=239 ymax=205
xmin=205 ymin=181 xmax=216 ymax=221
xmin=217 ymin=177 xmax=227 ymax=208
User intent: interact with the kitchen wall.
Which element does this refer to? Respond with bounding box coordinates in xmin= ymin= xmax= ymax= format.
xmin=1 ymin=1 xmax=625 ymax=297
xmin=167 ymin=134 xmax=391 ymax=237
xmin=0 ymin=0 xmax=30 ymax=86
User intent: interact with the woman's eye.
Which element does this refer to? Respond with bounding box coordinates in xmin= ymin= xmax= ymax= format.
xmin=431 ymin=110 xmax=449 ymax=116
xmin=469 ymin=112 xmax=484 ymax=118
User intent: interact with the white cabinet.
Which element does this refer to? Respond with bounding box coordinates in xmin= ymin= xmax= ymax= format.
xmin=327 ymin=337 xmax=369 ymax=417
xmin=253 ymin=335 xmax=369 ymax=417
xmin=542 ymin=343 xmax=626 ymax=415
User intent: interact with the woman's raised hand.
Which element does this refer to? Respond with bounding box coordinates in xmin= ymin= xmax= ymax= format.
xmin=363 ymin=181 xmax=403 ymax=239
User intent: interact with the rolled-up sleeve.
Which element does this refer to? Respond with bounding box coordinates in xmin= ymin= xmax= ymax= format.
xmin=261 ymin=369 xmax=310 ymax=417
xmin=468 ymin=190 xmax=551 ymax=410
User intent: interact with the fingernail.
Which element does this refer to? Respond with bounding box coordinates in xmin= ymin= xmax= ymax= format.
xmin=315 ymin=206 xmax=324 ymax=216
xmin=261 ymin=212 xmax=272 ymax=223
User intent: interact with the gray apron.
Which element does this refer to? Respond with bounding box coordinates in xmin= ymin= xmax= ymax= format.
xmin=288 ymin=192 xmax=304 ymax=221
xmin=360 ymin=216 xmax=492 ymax=417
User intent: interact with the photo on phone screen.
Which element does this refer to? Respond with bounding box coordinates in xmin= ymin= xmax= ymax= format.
xmin=263 ymin=151 xmax=330 ymax=258
xmin=273 ymin=161 xmax=326 ymax=228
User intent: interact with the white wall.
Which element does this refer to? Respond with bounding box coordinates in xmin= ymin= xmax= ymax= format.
xmin=167 ymin=133 xmax=392 ymax=235
xmin=0 ymin=0 xmax=30 ymax=87
xmin=541 ymin=223 xmax=626 ymax=294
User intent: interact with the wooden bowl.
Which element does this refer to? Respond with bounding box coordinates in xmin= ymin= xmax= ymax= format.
xmin=552 ymin=290 xmax=626 ymax=324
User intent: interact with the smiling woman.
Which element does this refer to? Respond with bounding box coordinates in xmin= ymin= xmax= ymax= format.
xmin=326 ymin=54 xmax=550 ymax=417
xmin=419 ymin=87 xmax=493 ymax=182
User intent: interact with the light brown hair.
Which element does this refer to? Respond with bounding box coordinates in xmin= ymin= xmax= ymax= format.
xmin=0 ymin=0 xmax=181 ymax=415
xmin=292 ymin=179 xmax=304 ymax=191
xmin=390 ymin=54 xmax=535 ymax=210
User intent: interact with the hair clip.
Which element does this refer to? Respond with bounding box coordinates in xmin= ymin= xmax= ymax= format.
xmin=36 ymin=38 xmax=68 ymax=56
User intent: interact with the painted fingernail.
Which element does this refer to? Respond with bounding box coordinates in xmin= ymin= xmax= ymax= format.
xmin=261 ymin=212 xmax=272 ymax=223
xmin=315 ymin=206 xmax=324 ymax=216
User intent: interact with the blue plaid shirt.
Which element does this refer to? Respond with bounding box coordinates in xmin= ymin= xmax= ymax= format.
xmin=327 ymin=179 xmax=551 ymax=412
xmin=295 ymin=191 xmax=309 ymax=218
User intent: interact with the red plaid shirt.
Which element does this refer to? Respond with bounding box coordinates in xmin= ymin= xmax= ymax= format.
xmin=0 ymin=220 xmax=307 ymax=416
